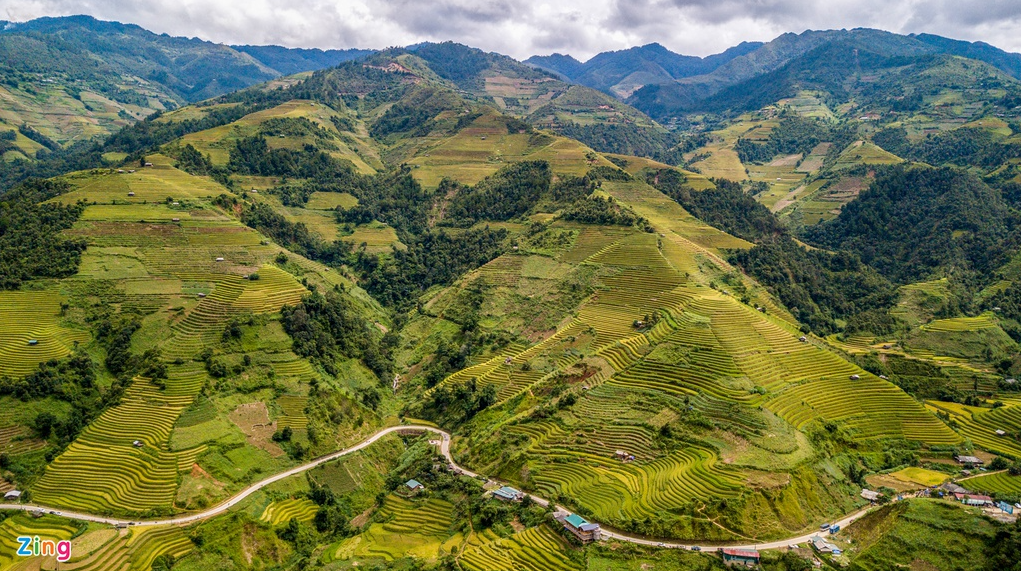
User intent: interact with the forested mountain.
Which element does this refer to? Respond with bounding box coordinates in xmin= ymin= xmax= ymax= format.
xmin=625 ymin=28 xmax=1021 ymax=119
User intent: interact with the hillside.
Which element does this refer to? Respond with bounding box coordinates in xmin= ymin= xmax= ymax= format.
xmin=0 ymin=15 xmax=370 ymax=146
xmin=4 ymin=26 xmax=1021 ymax=571
xmin=626 ymin=28 xmax=1021 ymax=120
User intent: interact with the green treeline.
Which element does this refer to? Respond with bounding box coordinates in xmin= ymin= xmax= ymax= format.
xmin=874 ymin=126 xmax=1021 ymax=169
xmin=804 ymin=166 xmax=1019 ymax=284
xmin=0 ymin=179 xmax=87 ymax=289
xmin=354 ymin=227 xmax=508 ymax=309
xmin=282 ymin=290 xmax=396 ymax=379
xmin=650 ymin=169 xmax=783 ymax=242
xmin=734 ymin=114 xmax=856 ymax=165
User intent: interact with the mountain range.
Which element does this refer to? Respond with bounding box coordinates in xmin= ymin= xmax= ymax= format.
xmin=3 ymin=13 xmax=1021 ymax=571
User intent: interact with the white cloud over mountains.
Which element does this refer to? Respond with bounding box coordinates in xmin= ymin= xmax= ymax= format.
xmin=3 ymin=0 xmax=1021 ymax=61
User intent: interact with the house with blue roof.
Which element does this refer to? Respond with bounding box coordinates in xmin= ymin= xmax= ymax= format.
xmin=404 ymin=479 xmax=424 ymax=495
xmin=492 ymin=486 xmax=523 ymax=502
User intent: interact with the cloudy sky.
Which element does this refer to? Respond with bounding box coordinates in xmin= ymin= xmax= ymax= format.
xmin=3 ymin=0 xmax=1021 ymax=60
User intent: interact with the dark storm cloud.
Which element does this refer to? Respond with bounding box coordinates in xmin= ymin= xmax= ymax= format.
xmin=3 ymin=0 xmax=1021 ymax=61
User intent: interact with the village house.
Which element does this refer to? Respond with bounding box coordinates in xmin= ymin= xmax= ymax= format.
xmin=860 ymin=489 xmax=880 ymax=502
xmin=614 ymin=450 xmax=635 ymax=462
xmin=955 ymin=493 xmax=993 ymax=507
xmin=3 ymin=490 xmax=22 ymax=501
xmin=955 ymin=455 xmax=984 ymax=467
xmin=492 ymin=486 xmax=524 ymax=502
xmin=404 ymin=479 xmax=424 ymax=494
xmin=721 ymin=548 xmax=760 ymax=567
xmin=561 ymin=513 xmax=601 ymax=543
xmin=811 ymin=535 xmax=841 ymax=555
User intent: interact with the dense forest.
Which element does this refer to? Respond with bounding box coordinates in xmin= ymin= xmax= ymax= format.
xmin=804 ymin=165 xmax=1020 ymax=284
xmin=649 ymin=169 xmax=783 ymax=242
xmin=0 ymin=179 xmax=87 ymax=289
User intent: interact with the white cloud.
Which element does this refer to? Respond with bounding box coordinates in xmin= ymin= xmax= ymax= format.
xmin=2 ymin=0 xmax=1020 ymax=60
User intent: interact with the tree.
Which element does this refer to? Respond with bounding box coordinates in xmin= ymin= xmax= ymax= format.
xmin=273 ymin=426 xmax=293 ymax=442
xmin=986 ymin=519 xmax=1021 ymax=571
xmin=33 ymin=412 xmax=57 ymax=438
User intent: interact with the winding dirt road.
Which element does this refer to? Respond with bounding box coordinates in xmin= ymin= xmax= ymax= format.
xmin=0 ymin=424 xmax=873 ymax=551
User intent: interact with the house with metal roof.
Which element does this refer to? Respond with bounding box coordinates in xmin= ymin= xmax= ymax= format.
xmin=561 ymin=513 xmax=601 ymax=543
xmin=492 ymin=486 xmax=523 ymax=502
xmin=811 ymin=535 xmax=840 ymax=554
xmin=721 ymin=548 xmax=760 ymax=567
xmin=404 ymin=479 xmax=424 ymax=495
xmin=3 ymin=490 xmax=22 ymax=501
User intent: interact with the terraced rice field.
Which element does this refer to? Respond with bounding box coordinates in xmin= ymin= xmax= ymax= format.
xmin=962 ymin=471 xmax=1021 ymax=494
xmin=260 ymin=498 xmax=319 ymax=525
xmin=833 ymin=140 xmax=903 ymax=169
xmin=0 ymin=424 xmax=46 ymax=455
xmin=306 ymin=192 xmax=358 ymax=210
xmin=0 ymin=514 xmax=77 ymax=570
xmin=407 ymin=110 xmax=615 ymax=188
xmin=330 ymin=495 xmax=456 ymax=562
xmin=176 ymin=100 xmax=378 ymax=174
xmin=0 ymin=290 xmax=90 ymax=377
xmin=60 ymin=526 xmax=192 ymax=571
xmin=921 ymin=313 xmax=999 ymax=332
xmin=344 ymin=225 xmax=404 ymax=254
xmin=277 ymin=395 xmax=309 ymax=429
xmin=460 ymin=525 xmax=581 ymax=571
xmin=438 ymin=209 xmax=957 ymax=526
xmin=31 ymin=381 xmax=203 ymax=513
xmin=767 ymin=375 xmax=959 ymax=443
xmin=530 ymin=447 xmax=744 ymax=521
xmin=941 ymin=403 xmax=1021 ymax=458
xmin=31 ymin=178 xmax=315 ymax=514
xmin=54 ymin=156 xmax=227 ymax=205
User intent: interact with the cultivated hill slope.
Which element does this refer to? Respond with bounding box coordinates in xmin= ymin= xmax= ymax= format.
xmin=0 ymin=15 xmax=371 ymax=145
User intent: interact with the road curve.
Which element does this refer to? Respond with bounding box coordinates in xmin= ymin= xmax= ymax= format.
xmin=0 ymin=424 xmax=874 ymax=551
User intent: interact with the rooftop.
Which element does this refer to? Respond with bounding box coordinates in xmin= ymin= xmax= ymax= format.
xmin=493 ymin=486 xmax=521 ymax=499
xmin=405 ymin=479 xmax=423 ymax=489
xmin=722 ymin=548 xmax=760 ymax=558
xmin=564 ymin=513 xmax=588 ymax=528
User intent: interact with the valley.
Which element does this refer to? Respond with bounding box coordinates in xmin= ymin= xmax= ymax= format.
xmin=1 ymin=17 xmax=1021 ymax=571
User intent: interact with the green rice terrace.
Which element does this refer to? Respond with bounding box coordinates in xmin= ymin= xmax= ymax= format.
xmin=3 ymin=35 xmax=1021 ymax=571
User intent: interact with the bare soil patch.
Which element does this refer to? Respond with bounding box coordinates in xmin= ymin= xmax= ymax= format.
xmin=229 ymin=401 xmax=285 ymax=457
